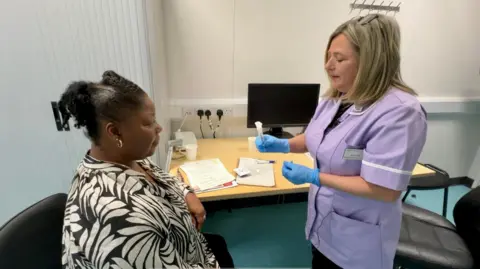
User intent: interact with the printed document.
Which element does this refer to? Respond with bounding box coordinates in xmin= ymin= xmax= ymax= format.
xmin=179 ymin=159 xmax=235 ymax=191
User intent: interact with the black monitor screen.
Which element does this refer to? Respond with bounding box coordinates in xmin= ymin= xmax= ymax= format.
xmin=247 ymin=83 xmax=320 ymax=128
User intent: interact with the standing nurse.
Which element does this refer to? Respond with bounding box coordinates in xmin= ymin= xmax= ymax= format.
xmin=256 ymin=14 xmax=427 ymax=269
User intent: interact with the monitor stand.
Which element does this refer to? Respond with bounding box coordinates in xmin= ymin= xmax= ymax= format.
xmin=264 ymin=127 xmax=294 ymax=139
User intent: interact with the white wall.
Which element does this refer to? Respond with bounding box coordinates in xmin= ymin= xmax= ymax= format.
xmin=422 ymin=114 xmax=480 ymax=178
xmin=165 ymin=0 xmax=480 ymax=99
xmin=0 ymin=0 xmax=168 ymax=224
xmin=469 ymin=147 xmax=480 ymax=187
xmin=163 ymin=0 xmax=235 ymax=99
xmin=164 ymin=0 xmax=480 ymax=179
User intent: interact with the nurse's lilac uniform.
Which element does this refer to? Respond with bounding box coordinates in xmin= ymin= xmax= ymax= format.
xmin=305 ymin=88 xmax=427 ymax=269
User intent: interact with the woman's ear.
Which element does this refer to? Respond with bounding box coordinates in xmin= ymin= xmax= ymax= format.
xmin=105 ymin=122 xmax=121 ymax=140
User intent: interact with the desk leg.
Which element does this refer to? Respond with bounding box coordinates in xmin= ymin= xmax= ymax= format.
xmin=442 ymin=187 xmax=449 ymax=217
xmin=402 ymin=188 xmax=411 ymax=202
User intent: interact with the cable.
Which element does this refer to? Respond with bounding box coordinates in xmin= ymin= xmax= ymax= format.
xmin=177 ymin=112 xmax=188 ymax=132
xmin=200 ymin=120 xmax=205 ymax=139
xmin=205 ymin=109 xmax=216 ymax=138
xmin=205 ymin=110 xmax=213 ymax=129
xmin=197 ymin=109 xmax=205 ymax=139
xmin=213 ymin=109 xmax=224 ymax=139
xmin=213 ymin=120 xmax=221 ymax=139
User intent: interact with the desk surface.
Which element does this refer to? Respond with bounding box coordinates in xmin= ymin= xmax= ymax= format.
xmin=170 ymin=138 xmax=435 ymax=202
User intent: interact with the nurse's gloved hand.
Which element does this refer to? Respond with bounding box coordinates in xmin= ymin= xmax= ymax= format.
xmin=255 ymin=135 xmax=290 ymax=153
xmin=282 ymin=161 xmax=320 ymax=187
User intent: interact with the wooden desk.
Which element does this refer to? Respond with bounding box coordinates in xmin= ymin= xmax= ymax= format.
xmin=170 ymin=138 xmax=435 ymax=202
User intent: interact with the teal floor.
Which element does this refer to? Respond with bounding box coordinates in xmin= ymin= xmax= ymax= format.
xmin=202 ymin=185 xmax=471 ymax=267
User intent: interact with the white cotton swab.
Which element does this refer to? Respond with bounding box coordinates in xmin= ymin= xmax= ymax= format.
xmin=255 ymin=121 xmax=264 ymax=142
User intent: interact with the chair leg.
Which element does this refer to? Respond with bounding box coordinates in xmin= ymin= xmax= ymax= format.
xmin=442 ymin=187 xmax=449 ymax=217
xmin=402 ymin=189 xmax=411 ymax=202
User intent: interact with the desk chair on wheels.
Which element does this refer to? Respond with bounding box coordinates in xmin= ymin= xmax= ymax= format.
xmin=0 ymin=193 xmax=67 ymax=269
xmin=402 ymin=163 xmax=450 ymax=217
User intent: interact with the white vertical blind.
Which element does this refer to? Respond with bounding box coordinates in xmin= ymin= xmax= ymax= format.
xmin=34 ymin=0 xmax=153 ymax=93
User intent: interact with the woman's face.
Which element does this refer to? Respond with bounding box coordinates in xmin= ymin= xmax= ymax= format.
xmin=325 ymin=34 xmax=358 ymax=93
xmin=116 ymin=95 xmax=162 ymax=160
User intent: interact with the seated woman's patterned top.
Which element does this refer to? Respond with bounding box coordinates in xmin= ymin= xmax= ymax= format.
xmin=62 ymin=154 xmax=219 ymax=269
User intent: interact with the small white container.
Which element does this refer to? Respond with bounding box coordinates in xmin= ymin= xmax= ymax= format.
xmin=254 ymin=121 xmax=264 ymax=141
xmin=185 ymin=144 xmax=198 ymax=161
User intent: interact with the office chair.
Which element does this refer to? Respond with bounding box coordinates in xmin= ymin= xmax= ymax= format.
xmin=0 ymin=193 xmax=67 ymax=269
xmin=402 ymin=163 xmax=450 ymax=217
xmin=395 ymin=187 xmax=477 ymax=269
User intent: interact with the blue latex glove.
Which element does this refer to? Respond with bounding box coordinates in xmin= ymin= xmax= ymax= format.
xmin=282 ymin=161 xmax=320 ymax=187
xmin=255 ymin=135 xmax=290 ymax=153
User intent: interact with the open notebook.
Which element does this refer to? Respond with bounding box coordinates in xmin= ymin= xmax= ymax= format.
xmin=236 ymin=158 xmax=275 ymax=187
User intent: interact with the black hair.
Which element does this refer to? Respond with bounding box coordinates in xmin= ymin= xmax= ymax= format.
xmin=58 ymin=70 xmax=147 ymax=143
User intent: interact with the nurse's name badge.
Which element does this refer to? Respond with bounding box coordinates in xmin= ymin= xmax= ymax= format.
xmin=343 ymin=148 xmax=364 ymax=160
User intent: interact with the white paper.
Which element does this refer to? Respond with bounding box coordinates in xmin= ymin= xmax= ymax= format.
xmin=179 ymin=159 xmax=235 ymax=190
xmin=236 ymin=158 xmax=275 ymax=187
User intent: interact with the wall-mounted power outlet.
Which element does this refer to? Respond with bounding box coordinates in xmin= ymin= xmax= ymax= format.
xmin=222 ymin=108 xmax=233 ymax=116
xmin=212 ymin=108 xmax=233 ymax=117
xmin=191 ymin=107 xmax=234 ymax=118
xmin=182 ymin=107 xmax=195 ymax=116
xmin=194 ymin=108 xmax=205 ymax=117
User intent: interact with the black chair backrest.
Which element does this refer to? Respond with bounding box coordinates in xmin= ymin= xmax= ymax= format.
xmin=0 ymin=193 xmax=67 ymax=269
xmin=454 ymin=186 xmax=480 ymax=268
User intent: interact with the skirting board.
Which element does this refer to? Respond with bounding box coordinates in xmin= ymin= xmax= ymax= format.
xmin=169 ymin=97 xmax=480 ymax=118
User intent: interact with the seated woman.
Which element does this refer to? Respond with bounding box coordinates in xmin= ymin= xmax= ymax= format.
xmin=60 ymin=70 xmax=234 ymax=269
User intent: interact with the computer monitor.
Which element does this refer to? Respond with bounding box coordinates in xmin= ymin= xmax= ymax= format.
xmin=247 ymin=83 xmax=320 ymax=138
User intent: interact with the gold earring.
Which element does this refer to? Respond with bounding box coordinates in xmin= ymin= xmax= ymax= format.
xmin=116 ymin=138 xmax=123 ymax=148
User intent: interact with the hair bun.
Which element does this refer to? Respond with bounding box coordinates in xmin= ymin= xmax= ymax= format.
xmin=101 ymin=70 xmax=123 ymax=86
xmin=59 ymin=81 xmax=95 ymax=129
xmin=102 ymin=70 xmax=121 ymax=80
xmin=101 ymin=70 xmax=142 ymax=92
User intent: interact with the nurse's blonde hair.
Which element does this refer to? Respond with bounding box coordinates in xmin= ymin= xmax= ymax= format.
xmin=323 ymin=14 xmax=416 ymax=104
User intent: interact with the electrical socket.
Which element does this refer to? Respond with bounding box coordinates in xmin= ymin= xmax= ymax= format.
xmin=222 ymin=108 xmax=233 ymax=116
xmin=182 ymin=107 xmax=195 ymax=116
xmin=193 ymin=108 xmax=205 ymax=117
xmin=190 ymin=107 xmax=233 ymax=118
xmin=211 ymin=107 xmax=233 ymax=118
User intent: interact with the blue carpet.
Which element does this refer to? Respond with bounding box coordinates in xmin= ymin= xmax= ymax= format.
xmin=202 ymin=185 xmax=471 ymax=267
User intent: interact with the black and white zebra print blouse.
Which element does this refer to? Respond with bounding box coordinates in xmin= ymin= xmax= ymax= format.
xmin=61 ymin=154 xmax=219 ymax=269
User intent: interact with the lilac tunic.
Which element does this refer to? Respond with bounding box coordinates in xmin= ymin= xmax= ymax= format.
xmin=304 ymin=88 xmax=427 ymax=269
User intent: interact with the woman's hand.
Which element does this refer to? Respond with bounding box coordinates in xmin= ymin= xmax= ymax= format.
xmin=282 ymin=161 xmax=320 ymax=187
xmin=185 ymin=192 xmax=206 ymax=231
xmin=255 ymin=135 xmax=290 ymax=153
